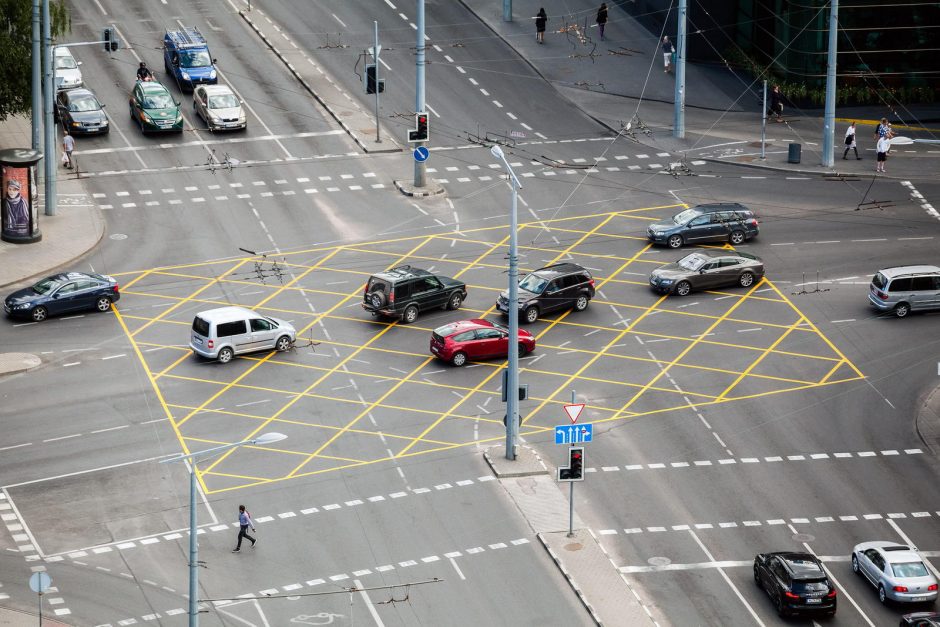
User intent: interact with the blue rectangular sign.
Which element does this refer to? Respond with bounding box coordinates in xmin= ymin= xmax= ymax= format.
xmin=555 ymin=423 xmax=593 ymax=444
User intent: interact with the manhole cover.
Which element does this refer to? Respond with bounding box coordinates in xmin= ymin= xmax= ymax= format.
xmin=792 ymin=533 xmax=815 ymax=542
xmin=109 ymin=233 xmax=127 ymax=240
xmin=564 ymin=542 xmax=583 ymax=552
xmin=648 ymin=556 xmax=672 ymax=567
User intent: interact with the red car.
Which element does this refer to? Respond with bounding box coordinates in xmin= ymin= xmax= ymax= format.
xmin=430 ymin=319 xmax=536 ymax=366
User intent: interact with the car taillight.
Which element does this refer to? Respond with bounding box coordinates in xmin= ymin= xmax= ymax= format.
xmin=113 ymin=284 xmax=120 ymax=293
xmin=589 ymin=278 xmax=595 ymax=287
xmin=389 ymin=290 xmax=395 ymax=303
xmin=784 ymin=591 xmax=800 ymax=600
xmin=893 ymin=585 xmax=909 ymax=593
xmin=747 ymin=218 xmax=758 ymax=226
xmin=930 ymin=584 xmax=938 ymax=591
xmin=207 ymin=339 xmax=214 ymax=348
xmin=826 ymin=588 xmax=837 ymax=598
xmin=875 ymin=289 xmax=888 ymax=299
xmin=364 ymin=282 xmax=369 ymax=294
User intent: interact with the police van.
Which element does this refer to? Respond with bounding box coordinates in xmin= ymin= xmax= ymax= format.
xmin=163 ymin=26 xmax=217 ymax=91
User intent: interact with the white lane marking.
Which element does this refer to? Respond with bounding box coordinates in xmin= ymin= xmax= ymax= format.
xmin=449 ymin=557 xmax=466 ymax=580
xmin=887 ymin=518 xmax=940 ymax=579
xmin=354 ymin=579 xmax=384 ymax=627
xmin=689 ymin=530 xmax=765 ymax=626
xmin=90 ymin=425 xmax=129 ymax=434
xmin=92 ymin=0 xmax=107 ymax=14
xmin=209 ymin=71 xmax=292 ymax=160
xmin=102 ymin=354 xmax=126 ymax=360
xmin=331 ymin=13 xmax=347 ymax=28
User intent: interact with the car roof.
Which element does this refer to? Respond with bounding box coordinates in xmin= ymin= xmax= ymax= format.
xmin=199 ymin=84 xmax=234 ymax=96
xmin=195 ymin=306 xmax=260 ymax=323
xmin=690 ymin=202 xmax=749 ymax=212
xmin=684 ymin=249 xmax=761 ymax=260
xmin=54 ymin=47 xmax=73 ymax=57
xmin=46 ymin=272 xmax=96 ymax=283
xmin=373 ymin=265 xmax=432 ymax=281
xmin=62 ymin=88 xmax=94 ymax=99
xmin=532 ymin=263 xmax=589 ymax=277
xmin=435 ymin=319 xmax=494 ymax=335
xmin=776 ymin=552 xmax=825 ymax=576
xmin=140 ymin=81 xmax=171 ymax=94
xmin=878 ymin=265 xmax=940 ymax=278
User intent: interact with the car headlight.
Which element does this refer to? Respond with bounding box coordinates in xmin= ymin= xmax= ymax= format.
xmin=175 ymin=111 xmax=183 ymax=122
xmin=181 ymin=71 xmax=191 ymax=80
xmin=658 ymin=279 xmax=673 ymax=285
xmin=71 ymin=122 xmax=81 ymax=127
xmin=209 ymin=113 xmax=222 ymax=122
xmin=653 ymin=231 xmax=665 ymax=237
xmin=14 ymin=303 xmax=32 ymax=310
xmin=209 ymin=69 xmax=217 ymax=79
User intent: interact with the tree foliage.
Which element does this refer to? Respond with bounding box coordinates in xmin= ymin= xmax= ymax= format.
xmin=0 ymin=0 xmax=70 ymax=120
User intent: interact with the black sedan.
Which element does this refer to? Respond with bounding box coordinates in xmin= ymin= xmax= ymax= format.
xmin=754 ymin=552 xmax=837 ymax=616
xmin=649 ymin=249 xmax=764 ymax=296
xmin=4 ymin=272 xmax=120 ymax=322
xmin=55 ymin=88 xmax=109 ymax=135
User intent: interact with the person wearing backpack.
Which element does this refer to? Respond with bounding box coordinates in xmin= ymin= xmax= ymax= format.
xmin=232 ymin=504 xmax=256 ymax=552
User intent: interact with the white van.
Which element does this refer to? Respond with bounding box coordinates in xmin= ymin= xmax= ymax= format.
xmin=190 ymin=306 xmax=296 ymax=363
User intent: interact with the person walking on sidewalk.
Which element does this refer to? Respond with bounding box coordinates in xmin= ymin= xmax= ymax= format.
xmin=768 ymin=85 xmax=783 ymax=122
xmin=843 ymin=122 xmax=861 ymax=160
xmin=535 ymin=8 xmax=547 ymax=44
xmin=662 ymin=36 xmax=675 ymax=72
xmin=62 ymin=129 xmax=75 ymax=169
xmin=232 ymin=505 xmax=256 ymax=552
xmin=596 ymin=3 xmax=608 ymax=40
xmin=876 ymin=134 xmax=889 ymax=173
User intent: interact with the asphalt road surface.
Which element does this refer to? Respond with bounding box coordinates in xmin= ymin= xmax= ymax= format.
xmin=1 ymin=0 xmax=939 ymax=625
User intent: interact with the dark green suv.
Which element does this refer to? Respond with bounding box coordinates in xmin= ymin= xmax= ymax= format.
xmin=362 ymin=265 xmax=468 ymax=324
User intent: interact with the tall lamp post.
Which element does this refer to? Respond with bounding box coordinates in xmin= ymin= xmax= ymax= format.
xmin=490 ymin=144 xmax=522 ymax=460
xmin=161 ymin=432 xmax=287 ymax=627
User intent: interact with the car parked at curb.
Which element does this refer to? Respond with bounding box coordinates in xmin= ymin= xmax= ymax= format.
xmin=362 ymin=265 xmax=467 ymax=324
xmin=852 ymin=541 xmax=938 ymax=604
xmin=193 ymin=84 xmax=246 ymax=131
xmin=55 ymin=88 xmax=109 ymax=135
xmin=754 ymin=552 xmax=837 ymax=617
xmin=53 ymin=46 xmax=83 ymax=90
xmin=430 ymin=319 xmax=536 ymax=366
xmin=647 ymin=203 xmax=759 ymax=249
xmin=649 ymin=249 xmax=764 ymax=296
xmin=129 ymin=80 xmax=183 ymax=133
xmin=496 ymin=262 xmax=595 ymax=323
xmin=4 ymin=272 xmax=119 ymax=322
xmin=869 ymin=265 xmax=940 ymax=318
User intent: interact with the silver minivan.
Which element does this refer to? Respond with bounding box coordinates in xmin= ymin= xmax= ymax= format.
xmin=190 ymin=306 xmax=296 ymax=363
xmin=869 ymin=265 xmax=940 ymax=318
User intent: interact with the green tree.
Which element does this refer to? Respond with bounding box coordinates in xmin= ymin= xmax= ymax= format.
xmin=0 ymin=0 xmax=70 ymax=120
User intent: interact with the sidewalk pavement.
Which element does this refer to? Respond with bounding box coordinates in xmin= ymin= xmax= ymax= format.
xmin=0 ymin=115 xmax=104 ymax=291
xmin=0 ymin=606 xmax=70 ymax=627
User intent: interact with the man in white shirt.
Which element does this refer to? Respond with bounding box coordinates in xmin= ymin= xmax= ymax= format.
xmin=876 ymin=135 xmax=889 ymax=173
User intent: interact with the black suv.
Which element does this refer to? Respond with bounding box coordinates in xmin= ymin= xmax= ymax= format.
xmin=754 ymin=552 xmax=837 ymax=617
xmin=362 ymin=265 xmax=467 ymax=324
xmin=647 ymin=203 xmax=759 ymax=248
xmin=496 ymin=263 xmax=595 ymax=323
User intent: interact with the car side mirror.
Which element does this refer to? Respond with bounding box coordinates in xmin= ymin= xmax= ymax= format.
xmin=175 ymin=100 xmax=181 ymax=106
xmin=100 ymin=103 xmax=106 ymax=107
xmin=77 ymin=61 xmax=83 ymax=66
xmin=212 ymin=58 xmax=218 ymax=65
xmin=700 ymin=269 xmax=707 ymax=274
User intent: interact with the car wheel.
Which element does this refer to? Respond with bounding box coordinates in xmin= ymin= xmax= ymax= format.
xmin=574 ymin=294 xmax=589 ymax=312
xmin=523 ymin=306 xmax=539 ymax=324
xmin=878 ymin=585 xmax=887 ymax=604
xmin=851 ymin=554 xmax=860 ymax=574
xmin=739 ymin=272 xmax=755 ymax=288
xmin=447 ymin=291 xmax=463 ymax=311
xmin=369 ymin=291 xmax=387 ymax=308
xmin=30 ymin=306 xmax=48 ymax=322
xmin=275 ymin=335 xmax=293 ymax=352
xmin=894 ymin=302 xmax=910 ymax=318
xmin=776 ymin=593 xmax=787 ymax=617
xmin=451 ymin=351 xmax=467 ymax=367
xmin=95 ymin=296 xmax=112 ymax=312
xmin=402 ymin=305 xmax=419 ymax=324
xmin=517 ymin=343 xmax=529 ymax=358
xmin=729 ymin=230 xmax=746 ymax=245
xmin=675 ymin=281 xmax=692 ymax=296
xmin=217 ymin=347 xmax=234 ymax=364
xmin=667 ymin=234 xmax=683 ymax=249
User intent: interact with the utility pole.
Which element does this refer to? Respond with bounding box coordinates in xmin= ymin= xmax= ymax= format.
xmin=821 ymin=0 xmax=838 ymax=167
xmin=761 ymin=80 xmax=767 ymax=159
xmin=31 ymin=0 xmax=41 ymax=151
xmin=413 ymin=0 xmax=426 ymax=188
xmin=503 ymin=0 xmax=512 ymax=22
xmin=373 ymin=21 xmax=381 ymax=143
xmin=673 ymin=0 xmax=687 ymax=138
xmin=42 ymin=0 xmax=56 ymax=216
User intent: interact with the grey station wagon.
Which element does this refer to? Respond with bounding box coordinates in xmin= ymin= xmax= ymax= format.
xmin=869 ymin=265 xmax=940 ymax=318
xmin=649 ymin=249 xmax=764 ymax=296
xmin=648 ymin=203 xmax=760 ymax=249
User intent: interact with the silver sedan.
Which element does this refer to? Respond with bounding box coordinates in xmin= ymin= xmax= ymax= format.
xmin=648 ymin=248 xmax=764 ymax=296
xmin=193 ymin=84 xmax=247 ymax=131
xmin=852 ymin=541 xmax=938 ymax=604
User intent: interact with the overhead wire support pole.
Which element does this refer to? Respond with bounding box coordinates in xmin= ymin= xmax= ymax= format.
xmin=32 ymin=0 xmax=41 ymax=151
xmin=673 ymin=0 xmax=687 ymax=138
xmin=374 ymin=21 xmax=381 ymax=143
xmin=821 ymin=0 xmax=838 ymax=167
xmin=761 ymin=80 xmax=767 ymax=159
xmin=413 ymin=0 xmax=426 ymax=187
xmin=42 ymin=0 xmax=55 ymax=216
xmin=503 ymin=0 xmax=512 ymax=22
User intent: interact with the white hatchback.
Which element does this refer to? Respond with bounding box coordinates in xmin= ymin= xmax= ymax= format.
xmin=190 ymin=306 xmax=296 ymax=363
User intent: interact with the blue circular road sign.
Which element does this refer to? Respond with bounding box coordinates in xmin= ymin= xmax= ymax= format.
xmin=413 ymin=146 xmax=430 ymax=162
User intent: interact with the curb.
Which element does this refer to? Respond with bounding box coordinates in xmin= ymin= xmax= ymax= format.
xmin=0 ymin=353 xmax=42 ymax=376
xmin=915 ymin=383 xmax=940 ymax=454
xmin=537 ymin=532 xmax=604 ymax=626
xmin=239 ymin=10 xmax=401 ymax=156
xmin=393 ymin=180 xmax=447 ymax=198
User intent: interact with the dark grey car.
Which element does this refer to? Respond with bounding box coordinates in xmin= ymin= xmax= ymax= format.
xmin=55 ymin=88 xmax=109 ymax=135
xmin=649 ymin=249 xmax=764 ymax=296
xmin=647 ymin=203 xmax=759 ymax=249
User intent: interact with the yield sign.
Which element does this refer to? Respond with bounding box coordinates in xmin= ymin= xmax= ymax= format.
xmin=564 ymin=403 xmax=585 ymax=424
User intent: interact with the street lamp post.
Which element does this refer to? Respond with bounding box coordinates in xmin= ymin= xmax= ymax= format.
xmin=161 ymin=432 xmax=287 ymax=627
xmin=490 ymin=145 xmax=522 ymax=460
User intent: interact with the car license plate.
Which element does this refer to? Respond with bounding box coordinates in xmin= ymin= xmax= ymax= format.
xmin=194 ymin=337 xmax=203 ymax=345
xmin=805 ymin=598 xmax=821 ymax=604
xmin=913 ymin=595 xmax=930 ymax=601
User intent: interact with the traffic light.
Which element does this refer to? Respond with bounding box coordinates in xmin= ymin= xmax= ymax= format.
xmin=103 ymin=27 xmax=119 ymax=52
xmin=558 ymin=447 xmax=585 ymax=482
xmin=364 ymin=64 xmax=384 ymax=94
xmin=408 ymin=112 xmax=429 ymax=143
xmin=501 ymin=369 xmax=528 ymax=402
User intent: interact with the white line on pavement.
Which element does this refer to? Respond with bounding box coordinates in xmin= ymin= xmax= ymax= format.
xmin=689 ymin=530 xmax=765 ymax=626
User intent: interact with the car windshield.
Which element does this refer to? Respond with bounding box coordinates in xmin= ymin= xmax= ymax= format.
xmin=673 ymin=208 xmax=700 ymax=224
xmin=55 ymin=56 xmax=78 ymax=70
xmin=144 ymin=93 xmax=174 ymax=109
xmin=208 ymin=94 xmax=239 ymax=109
xmin=69 ymin=96 xmax=100 ymax=112
xmin=892 ymin=562 xmax=929 ymax=578
xmin=180 ymin=50 xmax=212 ymax=68
xmin=677 ymin=253 xmax=708 ymax=271
xmin=32 ymin=278 xmax=58 ymax=295
xmin=519 ymin=274 xmax=548 ymax=293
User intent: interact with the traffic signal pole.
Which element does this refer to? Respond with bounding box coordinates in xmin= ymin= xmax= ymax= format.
xmin=31 ymin=0 xmax=41 ymax=151
xmin=568 ymin=389 xmax=575 ymax=537
xmin=672 ymin=0 xmax=687 ymax=139
xmin=373 ymin=21 xmax=381 ymax=143
xmin=413 ymin=0 xmax=427 ymax=188
xmin=821 ymin=0 xmax=839 ymax=167
xmin=42 ymin=0 xmax=55 ymax=216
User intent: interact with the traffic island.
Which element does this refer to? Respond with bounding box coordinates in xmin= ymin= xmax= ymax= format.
xmin=483 ymin=444 xmax=548 ymax=478
xmin=0 ymin=353 xmax=41 ymax=376
xmin=394 ymin=179 xmax=446 ymax=197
